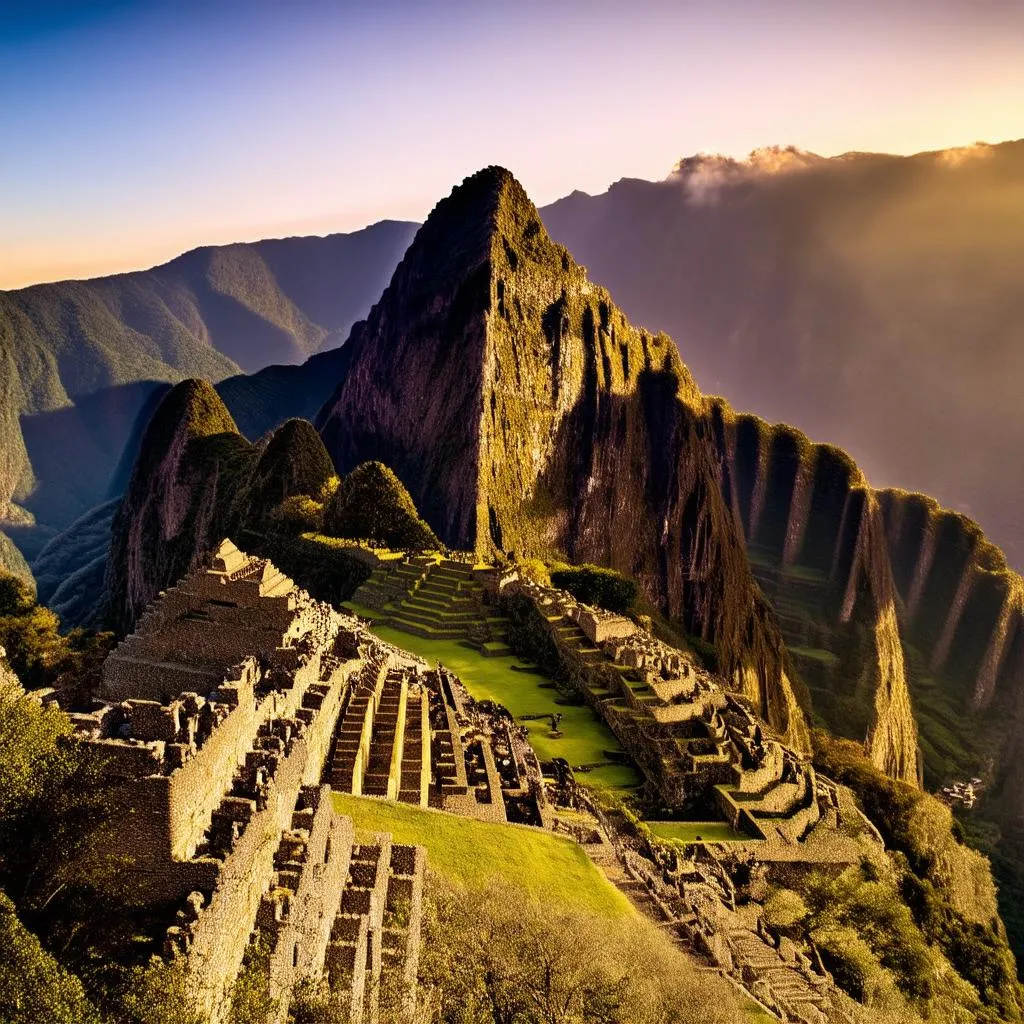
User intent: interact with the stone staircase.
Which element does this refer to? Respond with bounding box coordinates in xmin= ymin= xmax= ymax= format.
xmin=350 ymin=557 xmax=512 ymax=656
xmin=325 ymin=837 xmax=426 ymax=1024
xmin=361 ymin=672 xmax=406 ymax=800
xmin=326 ymin=837 xmax=391 ymax=1024
xmin=398 ymin=687 xmax=430 ymax=806
xmin=726 ymin=926 xmax=832 ymax=1024
xmin=329 ymin=663 xmax=388 ymax=795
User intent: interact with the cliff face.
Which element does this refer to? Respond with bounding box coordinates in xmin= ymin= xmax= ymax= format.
xmin=105 ymin=382 xmax=341 ymax=634
xmin=708 ymin=404 xmax=920 ymax=785
xmin=318 ymin=168 xmax=809 ymax=751
xmin=104 ymin=380 xmax=256 ymax=633
xmin=877 ymin=491 xmax=1024 ymax=812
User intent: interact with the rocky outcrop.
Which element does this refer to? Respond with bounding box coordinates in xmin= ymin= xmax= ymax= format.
xmin=709 ymin=405 xmax=919 ymax=785
xmin=318 ymin=167 xmax=809 ymax=752
xmin=104 ymin=380 xmax=256 ymax=634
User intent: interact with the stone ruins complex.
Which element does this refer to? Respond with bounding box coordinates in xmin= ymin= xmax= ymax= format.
xmin=68 ymin=541 xmax=426 ymax=1024
xmin=62 ymin=540 xmax=895 ymax=1023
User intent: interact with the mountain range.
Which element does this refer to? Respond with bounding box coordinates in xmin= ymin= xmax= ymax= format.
xmin=4 ymin=140 xmax=1023 ymax=576
xmin=4 ymin=142 xmax=1024 ymax=959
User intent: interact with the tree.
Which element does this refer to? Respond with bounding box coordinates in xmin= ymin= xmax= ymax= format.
xmin=0 ymin=891 xmax=100 ymax=1024
xmin=549 ymin=564 xmax=638 ymax=614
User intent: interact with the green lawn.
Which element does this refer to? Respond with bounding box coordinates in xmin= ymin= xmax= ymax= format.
xmin=332 ymin=792 xmax=631 ymax=918
xmin=365 ymin=623 xmax=641 ymax=794
xmin=646 ymin=820 xmax=747 ymax=843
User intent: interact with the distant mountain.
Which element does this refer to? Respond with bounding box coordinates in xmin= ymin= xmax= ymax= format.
xmin=541 ymin=140 xmax=1024 ymax=568
xmin=0 ymin=220 xmax=418 ymax=533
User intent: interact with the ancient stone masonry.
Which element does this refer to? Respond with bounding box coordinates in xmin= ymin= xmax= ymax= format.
xmin=351 ymin=554 xmax=512 ymax=655
xmin=509 ymin=579 xmax=857 ymax=856
xmin=69 ymin=540 xmax=425 ymax=1024
xmin=326 ymin=647 xmax=550 ymax=827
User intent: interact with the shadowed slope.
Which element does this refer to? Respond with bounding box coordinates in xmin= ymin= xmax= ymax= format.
xmin=318 ymin=167 xmax=810 ymax=751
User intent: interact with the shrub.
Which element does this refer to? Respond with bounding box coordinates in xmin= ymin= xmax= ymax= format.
xmin=268 ymin=496 xmax=325 ymax=537
xmin=763 ymin=887 xmax=809 ymax=929
xmin=0 ymin=892 xmax=100 ymax=1024
xmin=118 ymin=959 xmax=206 ymax=1024
xmin=549 ymin=563 xmax=638 ymax=614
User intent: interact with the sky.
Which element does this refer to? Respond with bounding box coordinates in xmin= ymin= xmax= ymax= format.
xmin=1 ymin=0 xmax=1023 ymax=289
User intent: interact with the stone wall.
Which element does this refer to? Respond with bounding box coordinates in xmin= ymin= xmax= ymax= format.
xmin=262 ymin=787 xmax=355 ymax=1023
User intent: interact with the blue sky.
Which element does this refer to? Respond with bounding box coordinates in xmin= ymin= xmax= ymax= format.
xmin=2 ymin=0 xmax=1022 ymax=287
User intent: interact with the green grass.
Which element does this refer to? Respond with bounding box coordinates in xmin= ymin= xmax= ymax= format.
xmin=332 ymin=792 xmax=631 ymax=917
xmin=646 ymin=820 xmax=747 ymax=843
xmin=366 ymin=623 xmax=641 ymax=794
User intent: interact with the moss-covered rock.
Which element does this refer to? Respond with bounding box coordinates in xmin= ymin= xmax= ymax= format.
xmin=322 ymin=461 xmax=439 ymax=550
xmin=243 ymin=417 xmax=335 ymax=527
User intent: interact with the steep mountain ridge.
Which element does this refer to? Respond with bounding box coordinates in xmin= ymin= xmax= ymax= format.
xmin=0 ymin=220 xmax=417 ymax=534
xmin=318 ymin=167 xmax=809 ymax=751
xmin=709 ymin=402 xmax=920 ymax=785
xmin=104 ymin=379 xmax=257 ymax=633
xmin=541 ymin=138 xmax=1024 ymax=568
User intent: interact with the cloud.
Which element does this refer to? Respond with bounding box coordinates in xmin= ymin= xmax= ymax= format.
xmin=668 ymin=146 xmax=824 ymax=203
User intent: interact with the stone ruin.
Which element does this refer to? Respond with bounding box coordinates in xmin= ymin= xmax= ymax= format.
xmin=510 ymin=579 xmax=862 ymax=858
xmin=70 ymin=540 xmax=426 ymax=1024
xmin=325 ymin=651 xmax=550 ymax=828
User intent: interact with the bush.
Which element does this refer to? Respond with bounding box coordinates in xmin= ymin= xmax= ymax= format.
xmin=268 ymin=496 xmax=325 ymax=537
xmin=549 ymin=563 xmax=638 ymax=614
xmin=117 ymin=959 xmax=206 ymax=1024
xmin=763 ymin=887 xmax=809 ymax=929
xmin=323 ymin=462 xmax=439 ymax=551
xmin=0 ymin=892 xmax=100 ymax=1024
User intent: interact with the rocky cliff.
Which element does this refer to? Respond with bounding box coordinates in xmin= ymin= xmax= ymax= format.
xmin=104 ymin=380 xmax=256 ymax=633
xmin=103 ymin=380 xmax=343 ymax=634
xmin=707 ymin=403 xmax=920 ymax=785
xmin=0 ymin=221 xmax=416 ymax=539
xmin=317 ymin=167 xmax=809 ymax=751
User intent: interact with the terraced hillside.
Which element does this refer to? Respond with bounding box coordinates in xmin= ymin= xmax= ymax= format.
xmin=350 ymin=555 xmax=511 ymax=656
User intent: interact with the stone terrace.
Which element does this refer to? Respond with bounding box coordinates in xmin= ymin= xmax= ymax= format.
xmin=351 ymin=554 xmax=511 ymax=656
xmin=510 ymin=580 xmax=849 ymax=855
xmin=71 ymin=540 xmax=425 ymax=1024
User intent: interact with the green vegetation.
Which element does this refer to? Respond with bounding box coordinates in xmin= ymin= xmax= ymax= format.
xmin=416 ymin=874 xmax=746 ymax=1024
xmin=0 ymin=891 xmax=100 ymax=1024
xmin=365 ymin=623 xmax=640 ymax=793
xmin=331 ymin=792 xmax=629 ymax=917
xmin=323 ymin=461 xmax=439 ymax=550
xmin=549 ymin=562 xmax=638 ymax=614
xmin=645 ymin=820 xmax=746 ymax=843
xmin=0 ymin=530 xmax=33 ymax=590
xmin=243 ymin=418 xmax=336 ymax=528
xmin=254 ymin=532 xmax=373 ymax=607
xmin=0 ymin=570 xmax=113 ymax=690
xmin=813 ymin=732 xmax=1021 ymax=1021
